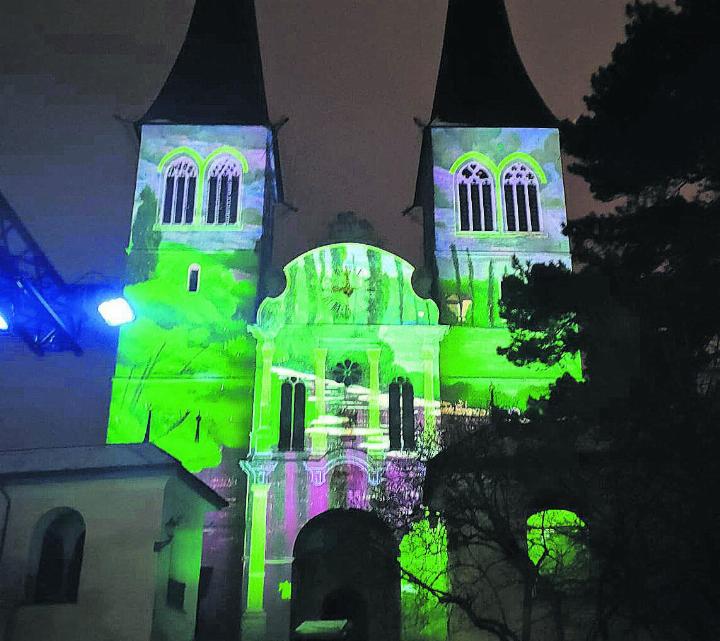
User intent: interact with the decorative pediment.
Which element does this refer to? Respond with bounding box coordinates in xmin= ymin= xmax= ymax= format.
xmin=255 ymin=243 xmax=439 ymax=333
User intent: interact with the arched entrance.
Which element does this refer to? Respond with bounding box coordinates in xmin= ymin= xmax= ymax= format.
xmin=291 ymin=509 xmax=400 ymax=641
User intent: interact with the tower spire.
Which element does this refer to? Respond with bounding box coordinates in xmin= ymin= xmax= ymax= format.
xmin=431 ymin=0 xmax=556 ymax=127
xmin=139 ymin=0 xmax=268 ymax=126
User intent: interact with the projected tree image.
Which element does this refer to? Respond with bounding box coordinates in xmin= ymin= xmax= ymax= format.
xmin=106 ymin=124 xmax=581 ymax=641
xmin=430 ymin=128 xmax=581 ymax=412
xmin=106 ymin=124 xmax=273 ymax=471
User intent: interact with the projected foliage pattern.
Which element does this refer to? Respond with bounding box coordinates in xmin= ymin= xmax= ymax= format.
xmin=242 ymin=243 xmax=448 ymax=641
xmin=107 ymin=124 xmax=273 ymax=470
xmin=430 ymin=128 xmax=581 ymax=411
xmin=107 ymin=125 xmax=583 ymax=641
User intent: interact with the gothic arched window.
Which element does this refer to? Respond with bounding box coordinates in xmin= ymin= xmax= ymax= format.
xmin=456 ymin=161 xmax=495 ymax=232
xmin=388 ymin=378 xmax=415 ymax=451
xmin=279 ymin=378 xmax=306 ymax=451
xmin=30 ymin=508 xmax=86 ymax=604
xmin=161 ymin=156 xmax=198 ymax=225
xmin=205 ymin=155 xmax=242 ymax=225
xmin=503 ymin=163 xmax=541 ymax=232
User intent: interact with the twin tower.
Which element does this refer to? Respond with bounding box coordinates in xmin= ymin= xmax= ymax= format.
xmin=107 ymin=124 xmax=573 ymax=467
xmin=105 ymin=1 xmax=578 ymax=640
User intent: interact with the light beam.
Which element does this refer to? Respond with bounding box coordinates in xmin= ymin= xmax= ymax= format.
xmin=97 ymin=297 xmax=135 ymax=327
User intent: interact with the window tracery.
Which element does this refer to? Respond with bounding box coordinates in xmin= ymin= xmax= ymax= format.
xmin=205 ymin=155 xmax=242 ymax=225
xmin=502 ymin=163 xmax=541 ymax=232
xmin=456 ymin=161 xmax=495 ymax=232
xmin=161 ymin=156 xmax=198 ymax=225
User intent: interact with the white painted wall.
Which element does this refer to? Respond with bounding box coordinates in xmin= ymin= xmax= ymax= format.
xmin=0 ymin=473 xmax=213 ymax=641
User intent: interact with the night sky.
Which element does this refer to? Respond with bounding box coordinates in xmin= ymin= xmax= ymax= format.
xmin=0 ymin=0 xmax=651 ymax=449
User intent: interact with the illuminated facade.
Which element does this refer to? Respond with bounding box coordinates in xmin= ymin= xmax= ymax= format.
xmin=105 ymin=1 xmax=582 ymax=640
xmin=430 ymin=127 xmax=577 ymax=411
xmin=107 ymin=124 xmax=580 ymax=640
xmin=107 ymin=124 xmax=276 ymax=472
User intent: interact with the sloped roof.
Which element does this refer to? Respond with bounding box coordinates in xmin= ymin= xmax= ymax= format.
xmin=0 ymin=443 xmax=227 ymax=508
xmin=139 ymin=0 xmax=268 ymax=126
xmin=431 ymin=0 xmax=556 ymax=127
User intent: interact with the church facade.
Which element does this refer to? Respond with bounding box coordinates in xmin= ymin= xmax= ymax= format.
xmin=105 ymin=1 xmax=580 ymax=640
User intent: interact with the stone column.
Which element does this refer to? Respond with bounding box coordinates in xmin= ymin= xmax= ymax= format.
xmin=252 ymin=340 xmax=275 ymax=452
xmin=240 ymin=461 xmax=275 ymax=641
xmin=422 ymin=346 xmax=436 ymax=441
xmin=312 ymin=348 xmax=327 ymax=455
xmin=367 ymin=347 xmax=381 ymax=448
xmin=246 ymin=483 xmax=270 ymax=611
xmin=367 ymin=347 xmax=381 ymax=431
xmin=261 ymin=342 xmax=275 ymax=416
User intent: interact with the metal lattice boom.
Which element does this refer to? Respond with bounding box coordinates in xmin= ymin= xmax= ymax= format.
xmin=0 ymin=191 xmax=82 ymax=355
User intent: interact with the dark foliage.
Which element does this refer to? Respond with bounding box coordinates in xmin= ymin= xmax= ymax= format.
xmin=498 ymin=2 xmax=720 ymax=638
xmin=562 ymin=0 xmax=720 ymax=202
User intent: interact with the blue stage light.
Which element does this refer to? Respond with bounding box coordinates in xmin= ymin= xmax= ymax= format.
xmin=97 ymin=297 xmax=135 ymax=327
xmin=0 ymin=312 xmax=8 ymax=331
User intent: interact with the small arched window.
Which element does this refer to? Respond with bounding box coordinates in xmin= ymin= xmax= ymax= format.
xmin=161 ymin=156 xmax=198 ymax=225
xmin=279 ymin=377 xmax=306 ymax=451
xmin=456 ymin=161 xmax=495 ymax=232
xmin=205 ymin=155 xmax=242 ymax=225
xmin=187 ymin=264 xmax=200 ymax=292
xmin=527 ymin=509 xmax=588 ymax=582
xmin=388 ymin=377 xmax=415 ymax=451
xmin=30 ymin=508 xmax=86 ymax=604
xmin=503 ymin=163 xmax=541 ymax=232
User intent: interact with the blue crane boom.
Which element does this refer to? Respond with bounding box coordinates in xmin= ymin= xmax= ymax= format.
xmin=0 ymin=191 xmax=82 ymax=355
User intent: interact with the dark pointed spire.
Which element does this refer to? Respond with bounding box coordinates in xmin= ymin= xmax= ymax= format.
xmin=139 ymin=0 xmax=268 ymax=126
xmin=432 ymin=0 xmax=556 ymax=127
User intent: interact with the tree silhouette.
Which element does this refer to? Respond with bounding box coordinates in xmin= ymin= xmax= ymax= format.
xmin=499 ymin=2 xmax=720 ymax=639
xmin=383 ymin=3 xmax=720 ymax=640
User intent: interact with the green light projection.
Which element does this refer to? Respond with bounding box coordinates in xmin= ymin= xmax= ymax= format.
xmin=248 ymin=242 xmax=445 ymax=456
xmin=527 ymin=509 xmax=588 ymax=580
xmin=255 ymin=242 xmax=439 ymax=329
xmin=107 ymin=124 xmax=273 ymax=471
xmin=107 ymin=124 xmax=582 ymax=641
xmin=430 ymin=128 xmax=581 ymax=411
xmin=243 ymin=243 xmax=448 ymax=639
xmin=278 ymin=581 xmax=292 ymax=601
xmin=399 ymin=519 xmax=449 ymax=641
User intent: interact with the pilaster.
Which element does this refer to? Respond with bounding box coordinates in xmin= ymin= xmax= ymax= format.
xmin=240 ymin=459 xmax=276 ymax=641
xmin=311 ymin=348 xmax=328 ymax=455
